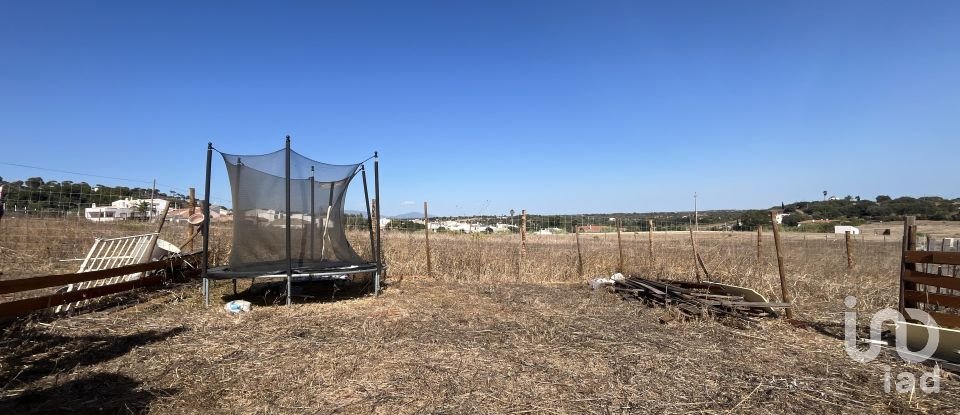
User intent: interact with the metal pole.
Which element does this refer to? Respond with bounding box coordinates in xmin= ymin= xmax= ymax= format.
xmin=285 ymin=135 xmax=292 ymax=305
xmin=310 ymin=166 xmax=315 ymax=262
xmin=374 ymin=152 xmax=382 ymax=294
xmin=361 ymin=167 xmax=376 ymax=276
xmin=202 ymin=143 xmax=213 ymax=307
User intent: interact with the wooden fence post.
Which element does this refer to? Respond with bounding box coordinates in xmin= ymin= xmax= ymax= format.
xmin=187 ymin=188 xmax=196 ymax=251
xmin=424 ymin=201 xmax=432 ymax=278
xmin=616 ymin=218 xmax=624 ymax=274
xmin=770 ymin=211 xmax=793 ymax=319
xmin=520 ymin=209 xmax=527 ymax=257
xmin=845 ymin=231 xmax=854 ymax=269
xmin=476 ymin=231 xmax=482 ymax=280
xmin=575 ymin=224 xmax=584 ymax=276
xmin=899 ymin=216 xmax=918 ymax=312
xmin=647 ymin=219 xmax=654 ymax=266
xmin=756 ymin=225 xmax=762 ymax=277
xmin=689 ymin=227 xmax=701 ymax=283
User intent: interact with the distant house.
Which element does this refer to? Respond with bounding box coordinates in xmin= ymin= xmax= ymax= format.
xmin=578 ymin=225 xmax=605 ymax=233
xmin=834 ymin=225 xmax=860 ymax=235
xmin=535 ymin=227 xmax=564 ymax=235
xmin=84 ymin=198 xmax=169 ymax=222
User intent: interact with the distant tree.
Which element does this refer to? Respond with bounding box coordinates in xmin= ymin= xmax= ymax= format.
xmin=135 ymin=201 xmax=150 ymax=219
xmin=844 ymin=195 xmax=853 ymax=201
xmin=876 ymin=195 xmax=892 ymax=203
xmin=25 ymin=177 xmax=44 ymax=189
xmin=823 ymin=190 xmax=828 ymax=201
xmin=782 ymin=213 xmax=804 ymax=227
xmin=855 ymin=196 xmax=861 ymax=202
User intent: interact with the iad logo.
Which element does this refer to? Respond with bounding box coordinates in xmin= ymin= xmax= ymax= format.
xmin=843 ymin=296 xmax=941 ymax=394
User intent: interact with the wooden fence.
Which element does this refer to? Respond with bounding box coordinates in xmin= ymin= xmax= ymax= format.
xmin=0 ymin=253 xmax=200 ymax=319
xmin=899 ymin=216 xmax=960 ymax=329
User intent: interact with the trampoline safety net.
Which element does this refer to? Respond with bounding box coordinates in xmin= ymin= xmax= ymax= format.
xmin=220 ymin=148 xmax=363 ymax=272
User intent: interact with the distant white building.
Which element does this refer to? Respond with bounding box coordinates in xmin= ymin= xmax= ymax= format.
xmin=834 ymin=225 xmax=860 ymax=235
xmin=84 ymin=198 xmax=169 ymax=222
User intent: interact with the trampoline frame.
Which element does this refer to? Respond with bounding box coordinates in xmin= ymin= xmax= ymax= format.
xmin=200 ymin=136 xmax=384 ymax=306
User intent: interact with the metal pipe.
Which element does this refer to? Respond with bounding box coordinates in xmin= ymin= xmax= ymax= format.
xmin=202 ymin=142 xmax=213 ymax=307
xmin=374 ymin=152 xmax=382 ymax=294
xmin=285 ymin=135 xmax=292 ymax=305
xmin=310 ymin=166 xmax=315 ymax=262
xmin=361 ymin=166 xmax=376 ymax=290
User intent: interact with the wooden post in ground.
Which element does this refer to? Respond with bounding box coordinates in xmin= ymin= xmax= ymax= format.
xmin=575 ymin=224 xmax=584 ymax=276
xmin=689 ymin=227 xmax=701 ymax=283
xmin=475 ymin=231 xmax=483 ymax=280
xmin=424 ymin=201 xmax=432 ymax=278
xmin=756 ymin=225 xmax=762 ymax=277
xmin=520 ymin=210 xmax=527 ymax=257
xmin=899 ymin=216 xmax=918 ymax=313
xmin=770 ymin=211 xmax=794 ymax=319
xmin=187 ymin=188 xmax=196 ymax=251
xmin=616 ymin=218 xmax=624 ymax=274
xmin=845 ymin=231 xmax=854 ymax=269
xmin=647 ymin=219 xmax=654 ymax=265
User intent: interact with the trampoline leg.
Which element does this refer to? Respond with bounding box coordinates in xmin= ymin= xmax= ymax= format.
xmin=232 ymin=279 xmax=237 ymax=295
xmin=286 ymin=275 xmax=292 ymax=305
xmin=203 ymin=278 xmax=209 ymax=307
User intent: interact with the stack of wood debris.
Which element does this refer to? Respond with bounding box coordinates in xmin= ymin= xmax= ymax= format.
xmin=612 ymin=276 xmax=791 ymax=326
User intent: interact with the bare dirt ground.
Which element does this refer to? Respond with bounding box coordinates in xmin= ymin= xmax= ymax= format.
xmin=1 ymin=277 xmax=958 ymax=414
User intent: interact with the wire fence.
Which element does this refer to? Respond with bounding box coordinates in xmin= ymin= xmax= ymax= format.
xmin=2 ymin=167 xmax=959 ymax=287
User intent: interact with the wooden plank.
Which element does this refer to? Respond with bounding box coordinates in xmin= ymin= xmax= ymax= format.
xmin=900 ymin=217 xmax=918 ymax=311
xmin=902 ymin=269 xmax=960 ymax=291
xmin=0 ymin=255 xmax=196 ymax=294
xmin=903 ymin=290 xmax=960 ymax=309
xmin=903 ymin=250 xmax=960 ymax=266
xmin=0 ymin=274 xmax=165 ymax=318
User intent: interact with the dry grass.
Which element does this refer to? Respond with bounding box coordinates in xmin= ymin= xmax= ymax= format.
xmin=1 ymin=218 xmax=959 ymax=413
xmin=381 ymin=228 xmax=921 ymax=321
xmin=1 ymin=279 xmax=958 ymax=414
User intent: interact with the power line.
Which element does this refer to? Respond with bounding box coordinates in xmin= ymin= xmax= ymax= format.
xmin=0 ymin=160 xmax=231 ymax=205
xmin=0 ymin=161 xmax=155 ymax=185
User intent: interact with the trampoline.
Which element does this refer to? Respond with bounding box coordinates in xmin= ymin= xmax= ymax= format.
xmin=199 ymin=136 xmax=383 ymax=306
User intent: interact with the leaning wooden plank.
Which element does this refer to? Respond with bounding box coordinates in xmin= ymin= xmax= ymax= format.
xmin=703 ymin=281 xmax=778 ymax=316
xmin=902 ymin=269 xmax=960 ymax=291
xmin=0 ymin=256 xmax=195 ymax=295
xmin=903 ymin=290 xmax=960 ymax=309
xmin=903 ymin=251 xmax=960 ymax=266
xmin=0 ymin=274 xmax=164 ymax=318
xmin=718 ymin=301 xmax=792 ymax=308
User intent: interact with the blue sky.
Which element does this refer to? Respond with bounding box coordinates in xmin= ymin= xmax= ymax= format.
xmin=1 ymin=1 xmax=958 ymax=216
